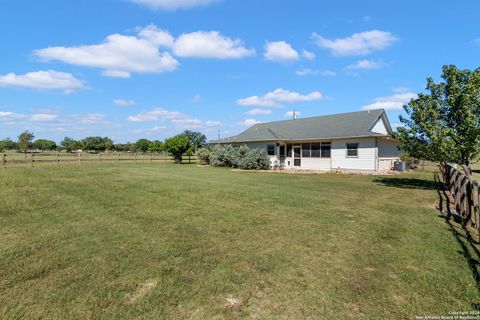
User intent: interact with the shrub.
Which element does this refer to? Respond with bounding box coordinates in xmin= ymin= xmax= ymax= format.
xmin=197 ymin=146 xmax=212 ymax=164
xmin=208 ymin=144 xmax=270 ymax=170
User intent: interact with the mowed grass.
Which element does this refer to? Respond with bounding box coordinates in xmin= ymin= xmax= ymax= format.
xmin=0 ymin=164 xmax=478 ymax=319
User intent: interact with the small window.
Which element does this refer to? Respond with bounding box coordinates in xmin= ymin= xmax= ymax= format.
xmin=267 ymin=144 xmax=275 ymax=156
xmin=302 ymin=143 xmax=311 ymax=158
xmin=346 ymin=143 xmax=359 ymax=157
xmin=321 ymin=143 xmax=331 ymax=158
xmin=311 ymin=143 xmax=320 ymax=157
xmin=279 ymin=145 xmax=285 ymax=158
xmin=287 ymin=144 xmax=292 ymax=157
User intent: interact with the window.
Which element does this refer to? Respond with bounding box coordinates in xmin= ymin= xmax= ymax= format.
xmin=346 ymin=143 xmax=359 ymax=157
xmin=321 ymin=143 xmax=331 ymax=158
xmin=267 ymin=144 xmax=275 ymax=156
xmin=311 ymin=143 xmax=320 ymax=157
xmin=302 ymin=143 xmax=311 ymax=157
xmin=287 ymin=144 xmax=292 ymax=157
xmin=279 ymin=145 xmax=285 ymax=158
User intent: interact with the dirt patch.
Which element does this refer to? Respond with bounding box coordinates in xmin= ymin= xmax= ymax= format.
xmin=125 ymin=278 xmax=157 ymax=305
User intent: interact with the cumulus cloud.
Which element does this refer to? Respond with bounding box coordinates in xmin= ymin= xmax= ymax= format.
xmin=129 ymin=0 xmax=220 ymax=11
xmin=312 ymin=30 xmax=398 ymax=56
xmin=264 ymin=41 xmax=299 ymax=63
xmin=302 ymin=50 xmax=315 ymax=60
xmin=34 ymin=26 xmax=254 ymax=77
xmin=346 ymin=59 xmax=385 ymax=70
xmin=0 ymin=70 xmax=85 ymax=93
xmin=127 ymin=107 xmax=221 ymax=129
xmin=34 ymin=31 xmax=179 ymax=78
xmin=244 ymin=108 xmax=272 ymax=116
xmin=295 ymin=68 xmax=336 ymax=77
xmin=114 ymin=99 xmax=137 ymax=107
xmin=173 ymin=31 xmax=254 ymax=59
xmin=362 ymin=90 xmax=417 ymax=110
xmin=236 ymin=88 xmax=323 ymax=108
xmin=239 ymin=118 xmax=262 ymax=127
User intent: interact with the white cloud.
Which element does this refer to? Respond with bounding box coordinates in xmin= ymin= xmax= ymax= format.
xmin=362 ymin=91 xmax=417 ymax=110
xmin=245 ymin=108 xmax=272 ymax=116
xmin=173 ymin=31 xmax=254 ymax=59
xmin=284 ymin=110 xmax=301 ymax=118
xmin=129 ymin=0 xmax=220 ymax=11
xmin=295 ymin=68 xmax=336 ymax=77
xmin=34 ymin=26 xmax=254 ymax=77
xmin=133 ymin=126 xmax=167 ymax=135
xmin=34 ymin=28 xmax=180 ymax=78
xmin=127 ymin=107 xmax=221 ymax=129
xmin=114 ymin=99 xmax=137 ymax=107
xmin=302 ymin=50 xmax=315 ymax=60
xmin=191 ymin=94 xmax=202 ymax=102
xmin=239 ymin=118 xmax=262 ymax=127
xmin=0 ymin=70 xmax=85 ymax=93
xmin=264 ymin=41 xmax=299 ymax=63
xmin=346 ymin=59 xmax=385 ymax=70
xmin=30 ymin=114 xmax=58 ymax=122
xmin=312 ymin=30 xmax=398 ymax=56
xmin=236 ymin=88 xmax=323 ymax=107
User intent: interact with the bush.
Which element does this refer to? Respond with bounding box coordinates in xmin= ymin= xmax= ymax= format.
xmin=208 ymin=144 xmax=270 ymax=170
xmin=197 ymin=146 xmax=212 ymax=164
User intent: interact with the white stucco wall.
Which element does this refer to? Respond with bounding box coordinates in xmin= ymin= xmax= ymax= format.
xmin=331 ymin=138 xmax=377 ymax=171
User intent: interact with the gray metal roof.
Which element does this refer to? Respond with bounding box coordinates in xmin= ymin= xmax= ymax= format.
xmin=213 ymin=109 xmax=391 ymax=143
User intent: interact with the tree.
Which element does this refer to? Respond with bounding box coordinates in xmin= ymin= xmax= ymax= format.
xmin=134 ymin=139 xmax=151 ymax=153
xmin=182 ymin=130 xmax=207 ymax=151
xmin=149 ymin=140 xmax=163 ymax=153
xmin=82 ymin=136 xmax=106 ymax=152
xmin=33 ymin=139 xmax=57 ymax=151
xmin=102 ymin=137 xmax=114 ymax=151
xmin=18 ymin=131 xmax=34 ymax=153
xmin=0 ymin=138 xmax=18 ymax=151
xmin=394 ymin=65 xmax=480 ymax=176
xmin=60 ymin=137 xmax=82 ymax=152
xmin=163 ymin=134 xmax=190 ymax=163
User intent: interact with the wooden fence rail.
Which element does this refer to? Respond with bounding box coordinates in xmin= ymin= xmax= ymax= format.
xmin=1 ymin=152 xmax=198 ymax=168
xmin=439 ymin=163 xmax=480 ymax=239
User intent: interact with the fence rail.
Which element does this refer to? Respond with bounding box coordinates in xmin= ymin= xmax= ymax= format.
xmin=1 ymin=152 xmax=198 ymax=168
xmin=439 ymin=163 xmax=480 ymax=240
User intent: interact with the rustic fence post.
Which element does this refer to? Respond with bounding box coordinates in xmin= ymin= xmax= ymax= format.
xmin=78 ymin=152 xmax=81 ymax=164
xmin=188 ymin=155 xmax=191 ymax=164
xmin=117 ymin=153 xmax=120 ymax=165
xmin=57 ymin=153 xmax=60 ymax=166
xmin=2 ymin=153 xmax=6 ymax=168
xmin=31 ymin=153 xmax=35 ymax=168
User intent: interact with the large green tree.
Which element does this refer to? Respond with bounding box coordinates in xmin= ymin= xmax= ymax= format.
xmin=134 ymin=139 xmax=151 ymax=153
xmin=182 ymin=130 xmax=207 ymax=151
xmin=18 ymin=131 xmax=34 ymax=153
xmin=33 ymin=139 xmax=57 ymax=151
xmin=60 ymin=137 xmax=82 ymax=152
xmin=0 ymin=138 xmax=18 ymax=152
xmin=394 ymin=65 xmax=480 ymax=175
xmin=163 ymin=134 xmax=190 ymax=163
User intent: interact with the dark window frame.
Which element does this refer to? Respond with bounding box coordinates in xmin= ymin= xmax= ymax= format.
xmin=267 ymin=144 xmax=275 ymax=156
xmin=346 ymin=143 xmax=359 ymax=157
xmin=321 ymin=142 xmax=331 ymax=158
xmin=311 ymin=143 xmax=320 ymax=158
xmin=302 ymin=143 xmax=311 ymax=158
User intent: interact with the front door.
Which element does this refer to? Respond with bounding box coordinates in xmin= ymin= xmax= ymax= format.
xmin=293 ymin=146 xmax=301 ymax=167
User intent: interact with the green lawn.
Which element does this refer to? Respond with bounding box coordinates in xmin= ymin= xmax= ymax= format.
xmin=0 ymin=164 xmax=478 ymax=319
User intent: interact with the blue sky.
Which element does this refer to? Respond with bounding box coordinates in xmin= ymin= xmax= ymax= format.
xmin=0 ymin=0 xmax=478 ymax=142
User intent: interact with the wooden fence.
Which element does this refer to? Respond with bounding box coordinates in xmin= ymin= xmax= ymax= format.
xmin=439 ymin=163 xmax=480 ymax=238
xmin=1 ymin=152 xmax=198 ymax=168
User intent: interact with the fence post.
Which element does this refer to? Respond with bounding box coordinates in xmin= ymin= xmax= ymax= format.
xmin=31 ymin=153 xmax=35 ymax=168
xmin=188 ymin=155 xmax=191 ymax=164
xmin=2 ymin=153 xmax=6 ymax=168
xmin=57 ymin=153 xmax=60 ymax=165
xmin=78 ymin=152 xmax=81 ymax=164
xmin=135 ymin=152 xmax=138 ymax=164
xmin=117 ymin=153 xmax=120 ymax=165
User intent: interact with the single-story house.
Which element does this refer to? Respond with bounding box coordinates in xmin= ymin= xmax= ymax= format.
xmin=212 ymin=109 xmax=401 ymax=172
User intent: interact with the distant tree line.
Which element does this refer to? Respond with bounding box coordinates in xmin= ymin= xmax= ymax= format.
xmin=0 ymin=130 xmax=207 ymax=162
